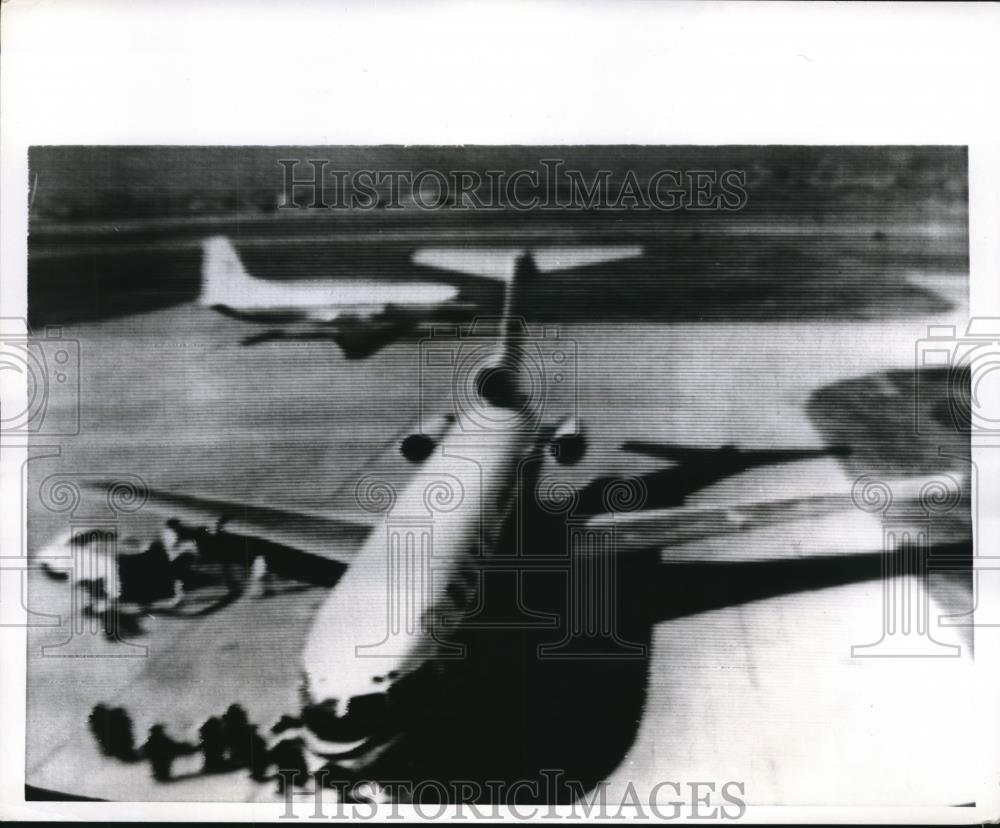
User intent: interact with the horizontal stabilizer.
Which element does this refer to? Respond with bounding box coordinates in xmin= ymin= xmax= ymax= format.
xmin=412 ymin=245 xmax=643 ymax=280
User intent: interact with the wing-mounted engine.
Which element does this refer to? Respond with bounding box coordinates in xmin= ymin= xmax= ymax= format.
xmin=548 ymin=415 xmax=586 ymax=466
xmin=399 ymin=414 xmax=454 ymax=463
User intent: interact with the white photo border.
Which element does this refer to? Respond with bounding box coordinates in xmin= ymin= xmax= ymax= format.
xmin=2 ymin=0 xmax=998 ymax=822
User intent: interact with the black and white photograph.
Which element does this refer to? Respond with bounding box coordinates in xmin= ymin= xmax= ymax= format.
xmin=14 ymin=144 xmax=977 ymax=809
xmin=2 ymin=3 xmax=999 ymax=824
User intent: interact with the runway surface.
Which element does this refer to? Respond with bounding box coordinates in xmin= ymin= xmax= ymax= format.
xmin=23 ymin=230 xmax=975 ymax=805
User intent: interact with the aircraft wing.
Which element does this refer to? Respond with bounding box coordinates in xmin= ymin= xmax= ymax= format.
xmin=584 ymin=481 xmax=970 ymax=563
xmin=88 ymin=482 xmax=375 ymax=565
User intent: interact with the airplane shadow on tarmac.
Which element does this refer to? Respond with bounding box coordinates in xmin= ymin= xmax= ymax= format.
xmin=354 ymin=411 xmax=971 ymax=803
xmin=365 ymin=540 xmax=971 ymax=805
xmin=355 ymin=438 xmax=927 ymax=803
xmin=80 ymin=436 xmax=954 ymax=802
xmin=47 ymin=373 xmax=971 ymax=801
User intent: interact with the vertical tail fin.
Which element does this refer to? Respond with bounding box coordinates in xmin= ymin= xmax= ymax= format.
xmin=498 ymin=252 xmax=537 ymax=353
xmin=199 ymin=236 xmax=259 ymax=307
xmin=477 ymin=252 xmax=538 ymax=409
xmin=498 ymin=251 xmax=538 ymax=382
